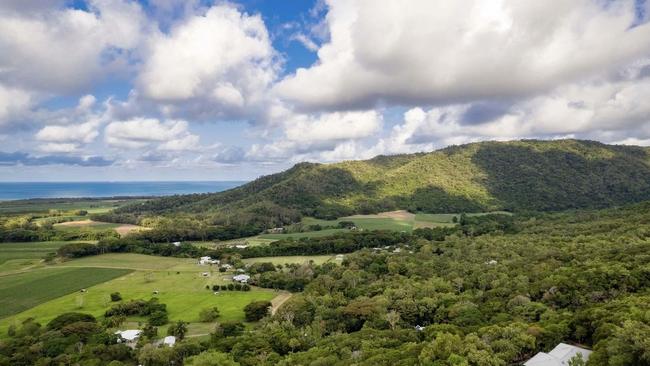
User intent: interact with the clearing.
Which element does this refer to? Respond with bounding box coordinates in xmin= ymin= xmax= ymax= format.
xmin=54 ymin=220 xmax=148 ymax=237
xmin=242 ymin=255 xmax=338 ymax=266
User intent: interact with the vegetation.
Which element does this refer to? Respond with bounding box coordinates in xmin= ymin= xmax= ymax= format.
xmin=108 ymin=140 xmax=650 ymax=231
xmin=0 ymin=199 xmax=649 ymax=364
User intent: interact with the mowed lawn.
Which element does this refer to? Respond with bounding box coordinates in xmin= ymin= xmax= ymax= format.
xmin=0 ymin=267 xmax=132 ymax=318
xmin=0 ymin=253 xmax=277 ymax=337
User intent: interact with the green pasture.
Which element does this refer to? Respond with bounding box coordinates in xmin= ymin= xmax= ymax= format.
xmin=242 ymin=255 xmax=337 ymax=266
xmin=0 ymin=267 xmax=132 ymax=318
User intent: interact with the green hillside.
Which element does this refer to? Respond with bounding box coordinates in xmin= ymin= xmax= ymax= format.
xmin=114 ymin=139 xmax=650 ymax=227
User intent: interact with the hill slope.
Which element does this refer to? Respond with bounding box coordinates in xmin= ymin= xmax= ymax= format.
xmin=115 ymin=139 xmax=650 ymax=227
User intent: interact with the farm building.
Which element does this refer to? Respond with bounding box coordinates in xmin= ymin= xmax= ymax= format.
xmin=523 ymin=343 xmax=592 ymax=366
xmin=233 ymin=274 xmax=250 ymax=283
xmin=115 ymin=329 xmax=141 ymax=343
xmin=199 ymin=256 xmax=219 ymax=265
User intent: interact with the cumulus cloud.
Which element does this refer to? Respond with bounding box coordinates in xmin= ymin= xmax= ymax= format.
xmin=0 ymin=85 xmax=32 ymax=129
xmin=275 ymin=0 xmax=650 ymax=110
xmin=246 ymin=110 xmax=382 ymax=162
xmin=105 ymin=118 xmax=201 ymax=151
xmin=0 ymin=0 xmax=146 ymax=93
xmin=370 ymin=62 xmax=650 ymax=155
xmin=136 ymin=4 xmax=278 ymax=120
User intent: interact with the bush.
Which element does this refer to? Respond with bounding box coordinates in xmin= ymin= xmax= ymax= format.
xmin=47 ymin=312 xmax=96 ymax=330
xmin=110 ymin=292 xmax=122 ymax=302
xmin=242 ymin=284 xmax=251 ymax=291
xmin=198 ymin=307 xmax=220 ymax=322
xmin=148 ymin=310 xmax=169 ymax=326
xmin=213 ymin=321 xmax=244 ymax=338
xmin=243 ymin=301 xmax=272 ymax=322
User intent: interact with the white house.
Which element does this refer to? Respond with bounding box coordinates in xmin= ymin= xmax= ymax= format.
xmin=163 ymin=336 xmax=176 ymax=347
xmin=233 ymin=274 xmax=250 ymax=283
xmin=235 ymin=244 xmax=248 ymax=249
xmin=524 ymin=343 xmax=592 ymax=366
xmin=172 ymin=241 xmax=181 ymax=247
xmin=115 ymin=330 xmax=141 ymax=343
xmin=199 ymin=256 xmax=219 ymax=265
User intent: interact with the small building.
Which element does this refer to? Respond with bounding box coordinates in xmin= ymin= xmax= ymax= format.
xmin=115 ymin=330 xmax=141 ymax=343
xmin=233 ymin=274 xmax=250 ymax=283
xmin=199 ymin=256 xmax=219 ymax=265
xmin=335 ymin=254 xmax=345 ymax=261
xmin=235 ymin=244 xmax=248 ymax=249
xmin=414 ymin=325 xmax=425 ymax=332
xmin=486 ymin=260 xmax=498 ymax=265
xmin=221 ymin=263 xmax=233 ymax=270
xmin=267 ymin=227 xmax=284 ymax=234
xmin=172 ymin=241 xmax=181 ymax=247
xmin=524 ymin=343 xmax=592 ymax=366
xmin=163 ymin=336 xmax=176 ymax=347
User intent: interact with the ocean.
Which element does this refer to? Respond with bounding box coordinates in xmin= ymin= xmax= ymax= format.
xmin=0 ymin=181 xmax=246 ymax=201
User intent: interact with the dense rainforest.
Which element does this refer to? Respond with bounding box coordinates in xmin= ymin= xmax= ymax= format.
xmin=4 ymin=202 xmax=650 ymax=365
xmin=108 ymin=139 xmax=650 ymax=229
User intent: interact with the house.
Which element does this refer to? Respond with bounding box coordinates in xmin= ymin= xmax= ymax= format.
xmin=235 ymin=244 xmax=248 ymax=249
xmin=163 ymin=336 xmax=176 ymax=347
xmin=199 ymin=256 xmax=219 ymax=265
xmin=233 ymin=274 xmax=250 ymax=283
xmin=524 ymin=343 xmax=592 ymax=366
xmin=115 ymin=330 xmax=141 ymax=343
xmin=172 ymin=241 xmax=181 ymax=247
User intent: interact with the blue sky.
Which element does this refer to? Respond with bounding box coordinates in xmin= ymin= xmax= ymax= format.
xmin=0 ymin=0 xmax=649 ymax=181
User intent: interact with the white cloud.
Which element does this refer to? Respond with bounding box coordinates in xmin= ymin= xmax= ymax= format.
xmin=0 ymin=85 xmax=32 ymax=128
xmin=369 ymin=64 xmax=650 ymax=155
xmin=0 ymin=0 xmax=146 ymax=93
xmin=275 ymin=0 xmax=650 ymax=110
xmin=290 ymin=33 xmax=319 ymax=51
xmin=246 ymin=110 xmax=382 ymax=162
xmin=137 ymin=4 xmax=277 ymax=120
xmin=105 ymin=118 xmax=201 ymax=151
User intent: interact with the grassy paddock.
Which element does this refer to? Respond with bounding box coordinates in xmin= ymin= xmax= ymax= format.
xmin=0 ymin=241 xmax=91 ymax=274
xmin=242 ymin=255 xmax=336 ymax=266
xmin=0 ymin=267 xmax=132 ymax=318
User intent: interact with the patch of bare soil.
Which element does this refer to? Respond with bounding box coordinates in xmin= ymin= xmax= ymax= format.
xmin=115 ymin=224 xmax=149 ymax=237
xmin=347 ymin=210 xmax=415 ymax=221
xmin=271 ymin=292 xmax=293 ymax=315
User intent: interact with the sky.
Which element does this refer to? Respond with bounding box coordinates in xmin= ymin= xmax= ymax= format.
xmin=0 ymin=0 xmax=649 ymax=181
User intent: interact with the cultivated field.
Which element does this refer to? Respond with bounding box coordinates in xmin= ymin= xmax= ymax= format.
xmin=0 ymin=198 xmax=142 ymax=215
xmin=0 ymin=267 xmax=132 ymax=318
xmin=0 ymin=241 xmax=91 ymax=274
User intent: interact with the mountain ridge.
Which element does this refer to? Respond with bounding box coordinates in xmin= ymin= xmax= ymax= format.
xmin=113 ymin=139 xmax=650 ymax=228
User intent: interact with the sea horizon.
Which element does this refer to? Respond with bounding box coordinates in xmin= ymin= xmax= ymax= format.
xmin=0 ymin=181 xmax=247 ymax=201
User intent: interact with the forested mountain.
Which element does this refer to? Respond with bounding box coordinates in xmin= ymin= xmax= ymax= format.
xmin=113 ymin=139 xmax=650 ymax=228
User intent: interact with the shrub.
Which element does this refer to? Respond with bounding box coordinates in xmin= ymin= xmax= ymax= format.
xmin=148 ymin=311 xmax=169 ymax=326
xmin=110 ymin=292 xmax=122 ymax=302
xmin=47 ymin=312 xmax=96 ymax=330
xmin=199 ymin=307 xmax=220 ymax=322
xmin=243 ymin=301 xmax=272 ymax=322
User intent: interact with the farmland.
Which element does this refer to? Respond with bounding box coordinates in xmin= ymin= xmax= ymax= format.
xmin=0 ymin=241 xmax=89 ymax=274
xmin=0 ymin=253 xmax=278 ymax=337
xmin=242 ymin=255 xmax=339 ymax=266
xmin=0 ymin=267 xmax=132 ymax=318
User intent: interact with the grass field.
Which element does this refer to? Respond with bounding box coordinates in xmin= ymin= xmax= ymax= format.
xmin=0 ymin=267 xmax=132 ymax=318
xmin=0 ymin=241 xmax=92 ymax=274
xmin=0 ymin=253 xmax=278 ymax=337
xmin=242 ymin=255 xmax=337 ymax=266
